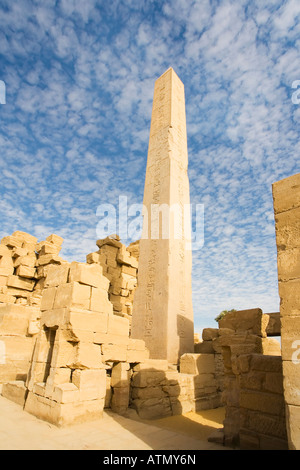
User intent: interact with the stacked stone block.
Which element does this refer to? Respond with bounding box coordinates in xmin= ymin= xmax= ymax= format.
xmin=0 ymin=232 xmax=66 ymax=383
xmin=0 ymin=231 xmax=66 ymax=307
xmin=130 ymin=354 xmax=221 ymax=420
xmin=86 ymin=235 xmax=139 ymax=323
xmin=2 ymin=260 xmax=150 ymax=426
xmin=237 ymin=354 xmax=287 ymax=450
xmin=213 ymin=308 xmax=286 ymax=449
xmin=273 ymin=172 xmax=300 ymax=450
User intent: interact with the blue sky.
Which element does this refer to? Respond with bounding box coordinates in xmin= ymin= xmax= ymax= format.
xmin=0 ymin=0 xmax=299 ymax=333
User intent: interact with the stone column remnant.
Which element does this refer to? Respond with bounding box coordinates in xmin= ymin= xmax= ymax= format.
xmin=131 ymin=68 xmax=194 ymax=364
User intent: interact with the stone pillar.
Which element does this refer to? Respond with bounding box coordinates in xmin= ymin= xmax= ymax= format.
xmin=273 ymin=172 xmax=300 ymax=450
xmin=131 ymin=68 xmax=194 ymax=364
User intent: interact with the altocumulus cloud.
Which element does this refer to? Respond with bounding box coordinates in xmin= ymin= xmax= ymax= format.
xmin=0 ymin=0 xmax=299 ymax=332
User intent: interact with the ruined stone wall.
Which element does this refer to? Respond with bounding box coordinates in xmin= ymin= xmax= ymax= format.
xmin=0 ymin=232 xmax=67 ymax=383
xmin=215 ymin=308 xmax=287 ymax=449
xmin=130 ymin=354 xmax=221 ymax=420
xmin=273 ymin=172 xmax=300 ymax=450
xmin=2 ymin=258 xmax=150 ymax=426
xmin=237 ymin=354 xmax=287 ymax=450
xmin=86 ymin=236 xmax=139 ymax=324
xmin=0 ymin=231 xmax=224 ymax=426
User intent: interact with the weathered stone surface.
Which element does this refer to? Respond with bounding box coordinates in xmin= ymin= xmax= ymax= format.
xmin=272 ymin=172 xmax=300 ymax=214
xmin=202 ymin=328 xmax=219 ymax=341
xmin=1 ymin=380 xmax=27 ymax=406
xmin=180 ymin=353 xmax=215 ymax=375
xmin=218 ymin=308 xmax=269 ymax=337
xmin=131 ymin=68 xmax=194 ymax=364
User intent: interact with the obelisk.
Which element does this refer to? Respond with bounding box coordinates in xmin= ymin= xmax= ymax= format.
xmin=131 ymin=68 xmax=194 ymax=364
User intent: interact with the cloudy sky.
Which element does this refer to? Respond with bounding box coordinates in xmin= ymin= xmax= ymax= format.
xmin=0 ymin=0 xmax=299 ymax=332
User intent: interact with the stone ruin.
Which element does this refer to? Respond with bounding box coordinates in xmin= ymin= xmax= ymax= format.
xmin=0 ymin=68 xmax=299 ymax=451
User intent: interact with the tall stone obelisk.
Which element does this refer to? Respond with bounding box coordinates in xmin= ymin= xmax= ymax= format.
xmin=131 ymin=68 xmax=194 ymax=364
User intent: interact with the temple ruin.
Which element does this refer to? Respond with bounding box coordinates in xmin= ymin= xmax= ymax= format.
xmin=0 ymin=69 xmax=299 ymax=450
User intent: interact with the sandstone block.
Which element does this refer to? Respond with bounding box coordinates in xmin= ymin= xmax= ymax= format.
xmin=0 ymin=255 xmax=13 ymax=268
xmin=111 ymin=362 xmax=131 ymax=388
xmin=72 ymin=369 xmax=106 ymax=401
xmin=40 ymin=286 xmax=57 ymax=311
xmin=39 ymin=242 xmax=61 ymax=256
xmin=36 ymin=254 xmax=64 ymax=266
xmin=194 ymin=341 xmax=215 ymax=354
xmin=93 ymin=331 xmax=130 ymax=346
xmin=1 ymin=236 xmax=23 ymax=249
xmin=131 ymin=369 xmax=168 ymax=388
xmin=68 ymin=342 xmax=103 ymax=369
xmin=67 ymin=309 xmax=109 ymax=336
xmin=53 ymin=282 xmax=91 ymax=310
xmin=180 ymin=353 xmax=215 ymax=375
xmin=127 ymin=338 xmax=147 ymax=351
xmin=0 ymin=304 xmax=38 ymax=335
xmin=15 ymin=265 xmax=36 ymax=279
xmin=101 ymin=343 xmax=127 ymax=362
xmin=24 ymin=391 xmax=104 ymax=427
xmin=280 ymin=315 xmax=300 ymax=361
xmin=41 ymin=308 xmax=67 ymax=329
xmin=286 ymin=404 xmax=300 ymax=450
xmin=14 ymin=255 xmax=37 ymax=268
xmin=132 ymin=397 xmax=172 ymax=419
xmin=0 ymin=276 xmax=8 ymax=287
xmin=1 ymin=380 xmax=27 ymax=406
xmin=278 ymin=279 xmax=300 ymax=317
xmin=277 ymin=247 xmax=300 ymax=281
xmin=117 ymin=246 xmax=138 ymax=268
xmin=0 ymin=293 xmax=15 ymax=303
xmin=111 ymin=386 xmax=130 ymax=414
xmin=12 ymin=231 xmax=38 ymax=245
xmin=0 ymin=245 xmax=11 ymax=257
xmin=272 ymin=172 xmax=300 ymax=214
xmin=266 ymin=312 xmax=281 ymax=336
xmin=86 ymin=252 xmax=101 ymax=264
xmin=132 ymin=359 xmax=169 ymax=372
xmin=239 ymin=389 xmax=285 ymax=415
xmin=121 ymin=264 xmax=136 ymax=277
xmin=274 ymin=208 xmax=300 ymax=250
xmin=44 ymin=264 xmax=70 ymax=288
xmin=218 ymin=308 xmax=269 ymax=337
xmin=0 ymin=267 xmax=14 ymax=276
xmin=53 ymin=383 xmax=79 ymax=404
xmin=46 ymin=234 xmax=64 ymax=246
xmin=282 ymin=360 xmax=300 ymax=406
xmin=6 ymin=275 xmax=35 ymax=291
xmin=90 ymin=287 xmax=113 ymax=315
xmin=126 ymin=348 xmax=150 ymax=364
xmin=69 ymin=262 xmax=106 ymax=289
xmin=202 ymin=328 xmax=219 ymax=341
xmin=96 ymin=236 xmax=122 ymax=249
xmin=107 ymin=314 xmax=129 ymax=337
xmin=261 ymin=337 xmax=281 ymax=356
xmin=12 ymin=247 xmax=28 ymax=258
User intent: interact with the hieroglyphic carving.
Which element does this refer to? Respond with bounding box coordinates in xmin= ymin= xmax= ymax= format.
xmin=131 ymin=68 xmax=194 ymax=363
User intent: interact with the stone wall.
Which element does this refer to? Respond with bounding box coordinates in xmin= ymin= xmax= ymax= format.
xmin=2 ymin=259 xmax=150 ymax=426
xmin=237 ymin=354 xmax=287 ymax=450
xmin=273 ymin=172 xmax=300 ymax=450
xmin=214 ymin=308 xmax=287 ymax=449
xmin=0 ymin=232 xmax=67 ymax=383
xmin=130 ymin=354 xmax=221 ymax=420
xmin=86 ymin=236 xmax=139 ymax=324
